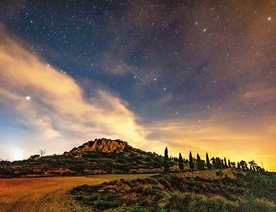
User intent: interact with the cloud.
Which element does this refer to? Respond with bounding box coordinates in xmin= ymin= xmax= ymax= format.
xmin=0 ymin=28 xmax=275 ymax=171
xmin=0 ymin=30 xmax=146 ymax=159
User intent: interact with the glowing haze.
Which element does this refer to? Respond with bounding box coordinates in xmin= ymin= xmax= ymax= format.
xmin=0 ymin=1 xmax=275 ymax=171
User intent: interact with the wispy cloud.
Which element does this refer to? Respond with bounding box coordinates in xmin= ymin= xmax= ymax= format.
xmin=0 ymin=30 xmax=146 ymax=159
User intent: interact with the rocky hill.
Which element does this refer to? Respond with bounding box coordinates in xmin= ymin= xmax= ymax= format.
xmin=68 ymin=138 xmax=128 ymax=154
xmin=0 ymin=138 xmax=170 ymax=177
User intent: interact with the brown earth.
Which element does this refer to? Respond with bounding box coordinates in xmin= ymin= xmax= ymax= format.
xmin=0 ymin=174 xmax=155 ymax=212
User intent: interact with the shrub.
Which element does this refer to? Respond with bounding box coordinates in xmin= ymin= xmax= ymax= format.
xmin=94 ymin=200 xmax=119 ymax=210
xmin=129 ymin=205 xmax=144 ymax=212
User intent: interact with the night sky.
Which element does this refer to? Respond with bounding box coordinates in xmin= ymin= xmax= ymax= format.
xmin=0 ymin=1 xmax=275 ymax=171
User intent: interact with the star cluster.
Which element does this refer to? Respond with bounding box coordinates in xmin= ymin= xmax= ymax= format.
xmin=0 ymin=0 xmax=275 ymax=170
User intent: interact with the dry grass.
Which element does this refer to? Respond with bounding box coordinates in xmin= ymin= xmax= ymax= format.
xmin=0 ymin=174 xmax=154 ymax=212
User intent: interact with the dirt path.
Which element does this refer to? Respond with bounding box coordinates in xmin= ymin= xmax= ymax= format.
xmin=0 ymin=174 xmax=154 ymax=212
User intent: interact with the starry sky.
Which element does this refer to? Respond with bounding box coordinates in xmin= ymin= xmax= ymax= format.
xmin=0 ymin=1 xmax=275 ymax=171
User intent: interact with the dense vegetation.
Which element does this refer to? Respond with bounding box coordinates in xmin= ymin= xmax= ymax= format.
xmin=0 ymin=145 xmax=167 ymax=177
xmin=70 ymin=169 xmax=276 ymax=211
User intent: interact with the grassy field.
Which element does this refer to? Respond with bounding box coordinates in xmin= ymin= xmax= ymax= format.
xmin=70 ymin=169 xmax=276 ymax=211
xmin=0 ymin=174 xmax=154 ymax=212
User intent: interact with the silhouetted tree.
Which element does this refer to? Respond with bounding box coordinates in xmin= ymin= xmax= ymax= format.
xmin=228 ymin=159 xmax=231 ymax=167
xmin=197 ymin=153 xmax=204 ymax=170
xmin=164 ymin=147 xmax=170 ymax=173
xmin=240 ymin=160 xmax=248 ymax=170
xmin=237 ymin=162 xmax=241 ymax=169
xmin=212 ymin=157 xmax=223 ymax=169
xmin=230 ymin=162 xmax=236 ymax=168
xmin=224 ymin=157 xmax=228 ymax=168
xmin=249 ymin=160 xmax=257 ymax=171
xmin=255 ymin=165 xmax=265 ymax=172
xmin=206 ymin=153 xmax=211 ymax=169
xmin=39 ymin=149 xmax=46 ymax=157
xmin=189 ymin=151 xmax=194 ymax=169
xmin=211 ymin=157 xmax=215 ymax=166
xmin=179 ymin=153 xmax=184 ymax=171
xmin=197 ymin=153 xmax=200 ymax=169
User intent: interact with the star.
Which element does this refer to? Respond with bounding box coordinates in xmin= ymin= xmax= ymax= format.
xmin=25 ymin=96 xmax=31 ymax=100
xmin=267 ymin=17 xmax=271 ymax=21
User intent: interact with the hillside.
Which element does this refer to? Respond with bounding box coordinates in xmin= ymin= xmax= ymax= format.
xmin=70 ymin=169 xmax=276 ymax=211
xmin=0 ymin=138 xmax=168 ymax=177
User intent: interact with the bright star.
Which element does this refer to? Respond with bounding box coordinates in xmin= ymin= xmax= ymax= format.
xmin=267 ymin=17 xmax=271 ymax=21
xmin=25 ymin=96 xmax=31 ymax=100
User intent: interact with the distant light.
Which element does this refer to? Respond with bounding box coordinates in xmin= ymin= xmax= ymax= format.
xmin=25 ymin=96 xmax=31 ymax=100
xmin=203 ymin=28 xmax=207 ymax=32
xmin=267 ymin=17 xmax=271 ymax=21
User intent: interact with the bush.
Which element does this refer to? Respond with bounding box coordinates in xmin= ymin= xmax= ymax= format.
xmin=94 ymin=200 xmax=119 ymax=209
xmin=129 ymin=205 xmax=144 ymax=212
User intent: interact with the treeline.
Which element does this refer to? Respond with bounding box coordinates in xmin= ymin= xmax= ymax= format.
xmin=163 ymin=147 xmax=265 ymax=173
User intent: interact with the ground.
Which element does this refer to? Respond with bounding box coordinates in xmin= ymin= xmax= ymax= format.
xmin=0 ymin=174 xmax=154 ymax=212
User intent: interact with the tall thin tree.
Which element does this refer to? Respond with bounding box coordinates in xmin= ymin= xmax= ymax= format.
xmin=224 ymin=157 xmax=228 ymax=168
xmin=189 ymin=151 xmax=194 ymax=169
xmin=164 ymin=147 xmax=170 ymax=173
xmin=179 ymin=153 xmax=184 ymax=171
xmin=197 ymin=153 xmax=201 ymax=169
xmin=206 ymin=153 xmax=211 ymax=169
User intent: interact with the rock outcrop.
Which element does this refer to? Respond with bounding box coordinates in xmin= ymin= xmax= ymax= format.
xmin=69 ymin=138 xmax=128 ymax=154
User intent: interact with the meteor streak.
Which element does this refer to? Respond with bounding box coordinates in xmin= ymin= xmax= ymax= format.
xmin=120 ymin=61 xmax=155 ymax=92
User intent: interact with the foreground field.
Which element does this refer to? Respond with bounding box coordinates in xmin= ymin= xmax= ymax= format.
xmin=71 ymin=169 xmax=276 ymax=211
xmin=0 ymin=174 xmax=154 ymax=212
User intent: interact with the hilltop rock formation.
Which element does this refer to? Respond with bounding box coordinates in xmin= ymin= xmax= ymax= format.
xmin=69 ymin=138 xmax=128 ymax=154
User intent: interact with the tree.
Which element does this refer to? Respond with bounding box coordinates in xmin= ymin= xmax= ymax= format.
xmin=228 ymin=159 xmax=231 ymax=168
xmin=39 ymin=149 xmax=46 ymax=157
xmin=240 ymin=160 xmax=248 ymax=170
xmin=248 ymin=160 xmax=257 ymax=171
xmin=230 ymin=162 xmax=236 ymax=168
xmin=224 ymin=157 xmax=228 ymax=168
xmin=164 ymin=147 xmax=170 ymax=173
xmin=189 ymin=151 xmax=194 ymax=169
xmin=211 ymin=157 xmax=215 ymax=166
xmin=197 ymin=153 xmax=200 ymax=169
xmin=212 ymin=157 xmax=223 ymax=169
xmin=206 ymin=153 xmax=211 ymax=169
xmin=237 ymin=162 xmax=241 ymax=169
xmin=197 ymin=153 xmax=204 ymax=170
xmin=178 ymin=153 xmax=184 ymax=171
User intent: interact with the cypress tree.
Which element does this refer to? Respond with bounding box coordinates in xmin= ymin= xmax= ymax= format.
xmin=224 ymin=157 xmax=228 ymax=168
xmin=189 ymin=151 xmax=194 ymax=169
xmin=197 ymin=153 xmax=201 ymax=169
xmin=197 ymin=153 xmax=204 ymax=170
xmin=164 ymin=147 xmax=170 ymax=173
xmin=211 ymin=157 xmax=215 ymax=167
xmin=179 ymin=153 xmax=184 ymax=171
xmin=206 ymin=153 xmax=211 ymax=169
xmin=228 ymin=159 xmax=231 ymax=167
